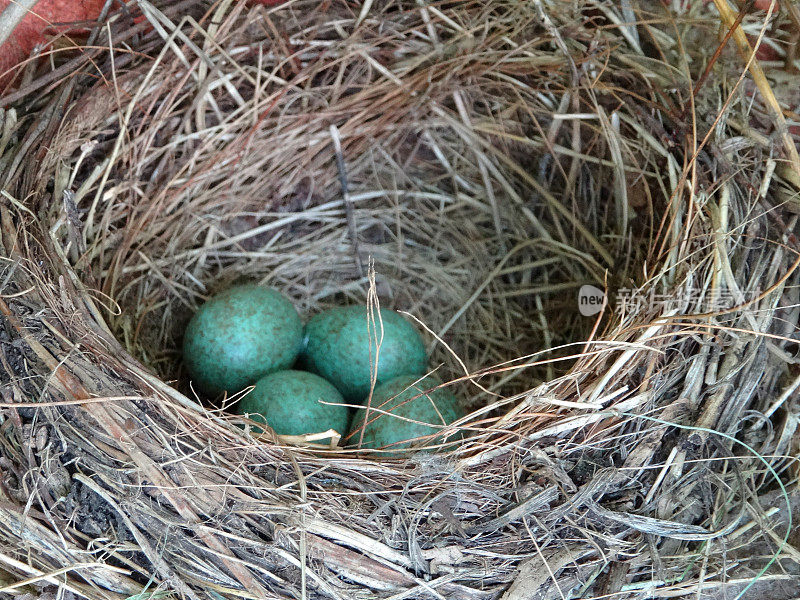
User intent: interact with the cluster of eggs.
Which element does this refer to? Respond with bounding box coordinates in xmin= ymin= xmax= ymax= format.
xmin=182 ymin=285 xmax=465 ymax=452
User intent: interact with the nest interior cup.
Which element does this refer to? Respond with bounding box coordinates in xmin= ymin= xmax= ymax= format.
xmin=49 ymin=4 xmax=626 ymax=412
xmin=0 ymin=1 xmax=797 ymax=599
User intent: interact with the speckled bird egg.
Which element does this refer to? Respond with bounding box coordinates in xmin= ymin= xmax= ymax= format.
xmin=302 ymin=306 xmax=427 ymax=401
xmin=238 ymin=370 xmax=350 ymax=436
xmin=182 ymin=284 xmax=303 ymax=396
xmin=348 ymin=374 xmax=465 ymax=452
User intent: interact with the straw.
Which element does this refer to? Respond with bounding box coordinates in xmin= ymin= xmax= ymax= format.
xmin=0 ymin=0 xmax=796 ymax=598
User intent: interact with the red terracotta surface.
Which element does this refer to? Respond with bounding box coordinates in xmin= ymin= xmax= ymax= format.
xmin=0 ymin=0 xmax=287 ymax=85
xmin=0 ymin=0 xmax=106 ymax=77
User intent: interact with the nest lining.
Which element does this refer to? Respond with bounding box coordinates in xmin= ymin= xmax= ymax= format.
xmin=0 ymin=1 xmax=797 ymax=599
xmin=51 ymin=2 xmax=636 ymax=408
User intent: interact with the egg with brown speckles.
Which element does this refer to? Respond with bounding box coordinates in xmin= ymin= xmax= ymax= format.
xmin=182 ymin=285 xmax=303 ymax=396
xmin=238 ymin=370 xmax=350 ymax=436
xmin=348 ymin=374 xmax=465 ymax=453
xmin=302 ymin=306 xmax=427 ymax=401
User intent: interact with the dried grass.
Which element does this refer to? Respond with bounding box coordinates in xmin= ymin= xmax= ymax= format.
xmin=0 ymin=0 xmax=798 ymax=599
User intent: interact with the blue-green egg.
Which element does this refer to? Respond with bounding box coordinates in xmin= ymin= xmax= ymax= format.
xmin=238 ymin=370 xmax=349 ymax=436
xmin=183 ymin=284 xmax=303 ymax=396
xmin=348 ymin=374 xmax=465 ymax=452
xmin=302 ymin=306 xmax=427 ymax=401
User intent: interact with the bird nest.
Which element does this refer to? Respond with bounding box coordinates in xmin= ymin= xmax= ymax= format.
xmin=0 ymin=1 xmax=798 ymax=599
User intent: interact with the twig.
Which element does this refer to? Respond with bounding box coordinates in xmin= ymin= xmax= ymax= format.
xmin=0 ymin=0 xmax=38 ymax=49
xmin=330 ymin=124 xmax=365 ymax=278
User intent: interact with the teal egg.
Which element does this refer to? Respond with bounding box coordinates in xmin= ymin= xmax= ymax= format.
xmin=183 ymin=284 xmax=303 ymax=396
xmin=349 ymin=375 xmax=465 ymax=452
xmin=302 ymin=306 xmax=427 ymax=400
xmin=238 ymin=370 xmax=350 ymax=436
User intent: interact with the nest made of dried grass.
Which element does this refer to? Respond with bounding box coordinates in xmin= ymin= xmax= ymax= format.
xmin=0 ymin=0 xmax=798 ymax=599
